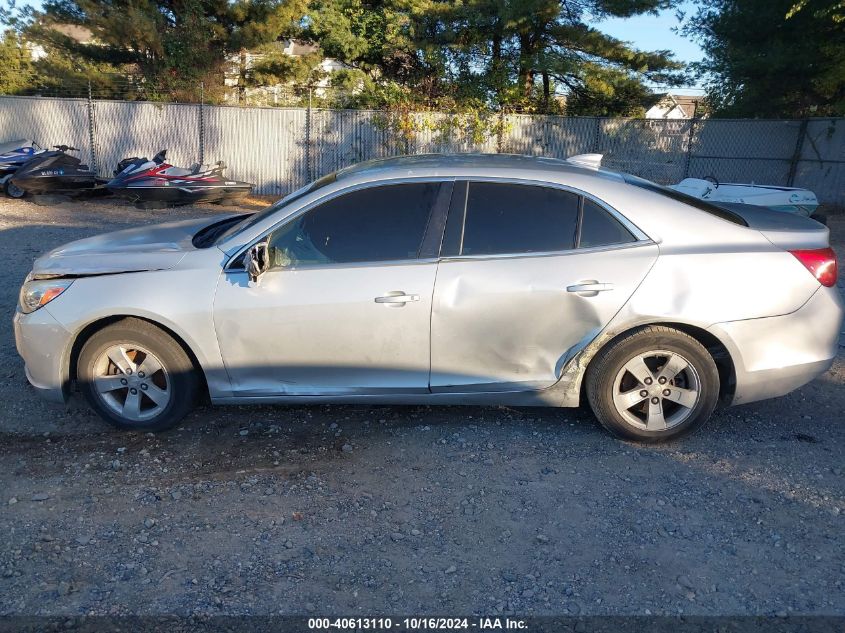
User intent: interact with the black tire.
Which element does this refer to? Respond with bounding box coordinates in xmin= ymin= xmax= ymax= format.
xmin=585 ymin=326 xmax=719 ymax=442
xmin=77 ymin=318 xmax=199 ymax=431
xmin=4 ymin=179 xmax=26 ymax=199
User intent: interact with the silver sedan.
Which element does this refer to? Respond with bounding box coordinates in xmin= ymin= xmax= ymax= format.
xmin=13 ymin=154 xmax=844 ymax=441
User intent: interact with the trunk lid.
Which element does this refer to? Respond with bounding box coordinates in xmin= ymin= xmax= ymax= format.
xmin=716 ymin=202 xmax=830 ymax=249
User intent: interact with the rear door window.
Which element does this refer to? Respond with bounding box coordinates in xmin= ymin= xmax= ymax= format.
xmin=460 ymin=182 xmax=580 ymax=255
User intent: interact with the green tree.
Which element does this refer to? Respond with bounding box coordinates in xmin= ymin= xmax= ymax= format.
xmin=305 ymin=0 xmax=437 ymax=90
xmin=0 ymin=28 xmax=36 ymax=93
xmin=787 ymin=0 xmax=845 ymax=23
xmin=306 ymin=0 xmax=685 ymax=114
xmin=17 ymin=0 xmax=308 ymax=100
xmin=509 ymin=0 xmax=684 ymax=113
xmin=6 ymin=0 xmax=687 ymax=114
xmin=564 ymin=68 xmax=659 ymax=116
xmin=683 ymin=0 xmax=845 ymax=117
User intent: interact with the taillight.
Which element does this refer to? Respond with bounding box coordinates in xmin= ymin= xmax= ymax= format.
xmin=789 ymin=248 xmax=838 ymax=287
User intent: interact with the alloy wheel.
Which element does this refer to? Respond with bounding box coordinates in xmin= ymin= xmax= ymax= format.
xmin=611 ymin=350 xmax=701 ymax=431
xmin=92 ymin=344 xmax=171 ymax=422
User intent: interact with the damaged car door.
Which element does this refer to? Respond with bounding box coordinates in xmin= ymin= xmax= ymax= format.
xmin=430 ymin=181 xmax=659 ymax=392
xmin=213 ymin=180 xmax=451 ymax=396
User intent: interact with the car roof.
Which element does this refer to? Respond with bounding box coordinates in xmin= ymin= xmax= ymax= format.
xmin=335 ymin=153 xmax=625 ymax=184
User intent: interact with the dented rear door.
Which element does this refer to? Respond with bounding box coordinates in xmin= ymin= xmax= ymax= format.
xmin=429 ymin=180 xmax=658 ymax=393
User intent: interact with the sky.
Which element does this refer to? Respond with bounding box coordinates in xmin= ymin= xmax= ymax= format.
xmin=595 ymin=1 xmax=706 ymax=94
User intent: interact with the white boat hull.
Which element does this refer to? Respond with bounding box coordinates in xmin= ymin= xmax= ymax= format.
xmin=670 ymin=178 xmax=819 ymax=217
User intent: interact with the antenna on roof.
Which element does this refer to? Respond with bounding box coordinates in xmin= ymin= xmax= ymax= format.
xmin=566 ymin=154 xmax=603 ymax=170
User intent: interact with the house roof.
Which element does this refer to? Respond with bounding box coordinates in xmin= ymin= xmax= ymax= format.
xmin=49 ymin=23 xmax=94 ymax=44
xmin=653 ymin=93 xmax=702 ymax=118
xmin=281 ymin=39 xmax=319 ymax=56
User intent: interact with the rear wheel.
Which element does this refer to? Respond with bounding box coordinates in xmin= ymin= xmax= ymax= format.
xmin=4 ymin=179 xmax=26 ymax=198
xmin=77 ymin=318 xmax=199 ymax=431
xmin=586 ymin=326 xmax=719 ymax=442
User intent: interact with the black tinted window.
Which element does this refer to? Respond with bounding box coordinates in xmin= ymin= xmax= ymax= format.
xmin=461 ymin=183 xmax=579 ymax=255
xmin=579 ymin=199 xmax=636 ymax=248
xmin=218 ymin=172 xmax=339 ymax=243
xmin=622 ymin=173 xmax=748 ymax=226
xmin=268 ymin=183 xmax=438 ymax=267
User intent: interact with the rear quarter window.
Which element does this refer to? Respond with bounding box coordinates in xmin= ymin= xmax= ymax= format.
xmin=578 ymin=199 xmax=637 ymax=248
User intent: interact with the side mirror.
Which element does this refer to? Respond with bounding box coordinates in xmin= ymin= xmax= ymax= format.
xmin=246 ymin=240 xmax=269 ymax=282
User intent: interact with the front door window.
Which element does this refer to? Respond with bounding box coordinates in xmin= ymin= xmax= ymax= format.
xmin=267 ymin=182 xmax=441 ymax=268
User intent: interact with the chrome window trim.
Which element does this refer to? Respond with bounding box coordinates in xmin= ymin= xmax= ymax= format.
xmin=438 ymin=239 xmax=655 ymax=264
xmin=228 ymin=257 xmax=442 ymax=274
xmin=225 ymin=177 xmax=455 ymax=272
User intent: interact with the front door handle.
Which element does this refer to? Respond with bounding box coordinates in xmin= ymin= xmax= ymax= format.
xmin=375 ymin=291 xmax=420 ymax=307
xmin=566 ymin=281 xmax=614 ymax=296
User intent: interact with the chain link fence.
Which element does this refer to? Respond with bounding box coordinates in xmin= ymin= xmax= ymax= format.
xmin=0 ymin=91 xmax=842 ymax=204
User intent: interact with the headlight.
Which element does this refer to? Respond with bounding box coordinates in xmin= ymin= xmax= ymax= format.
xmin=18 ymin=277 xmax=74 ymax=314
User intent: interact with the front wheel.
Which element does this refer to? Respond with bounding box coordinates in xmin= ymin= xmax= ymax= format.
xmin=4 ymin=179 xmax=26 ymax=199
xmin=586 ymin=326 xmax=720 ymax=442
xmin=77 ymin=318 xmax=199 ymax=431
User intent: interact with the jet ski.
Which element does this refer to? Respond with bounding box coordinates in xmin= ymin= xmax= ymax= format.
xmin=107 ymin=149 xmax=254 ymax=205
xmin=0 ymin=139 xmax=46 ymax=191
xmin=6 ymin=145 xmax=105 ymax=198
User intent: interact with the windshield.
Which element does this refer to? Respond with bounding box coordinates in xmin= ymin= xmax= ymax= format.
xmin=214 ymin=171 xmax=338 ymax=245
xmin=0 ymin=139 xmax=31 ymax=154
xmin=622 ymin=173 xmax=748 ymax=226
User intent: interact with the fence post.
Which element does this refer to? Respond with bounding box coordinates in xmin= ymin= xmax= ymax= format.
xmin=591 ymin=117 xmax=602 ymax=153
xmin=496 ymin=106 xmax=505 ymax=153
xmin=198 ymin=81 xmax=205 ymax=165
xmin=86 ymin=81 xmax=98 ymax=175
xmin=305 ymin=85 xmax=313 ymax=182
xmin=683 ymin=116 xmax=698 ymax=179
xmin=787 ymin=119 xmax=809 ymax=187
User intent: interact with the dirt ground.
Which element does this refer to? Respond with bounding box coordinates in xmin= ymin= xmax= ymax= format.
xmin=0 ymin=196 xmax=843 ymax=618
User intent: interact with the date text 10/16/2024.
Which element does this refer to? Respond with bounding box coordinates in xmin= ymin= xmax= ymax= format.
xmin=308 ymin=618 xmax=528 ymax=630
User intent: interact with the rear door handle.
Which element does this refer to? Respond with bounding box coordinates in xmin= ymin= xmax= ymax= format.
xmin=375 ymin=291 xmax=420 ymax=307
xmin=566 ymin=281 xmax=614 ymax=296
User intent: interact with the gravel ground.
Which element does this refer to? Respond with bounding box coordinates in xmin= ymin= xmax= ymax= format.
xmin=0 ymin=196 xmax=843 ymax=617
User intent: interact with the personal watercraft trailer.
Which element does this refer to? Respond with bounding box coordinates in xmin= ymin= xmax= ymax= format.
xmin=107 ymin=150 xmax=254 ymax=205
xmin=6 ymin=145 xmax=107 ymax=198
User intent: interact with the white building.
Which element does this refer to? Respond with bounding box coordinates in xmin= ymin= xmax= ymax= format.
xmin=646 ymin=93 xmax=703 ymax=119
xmin=224 ymin=39 xmax=353 ymax=104
xmin=27 ymin=24 xmax=95 ymax=61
